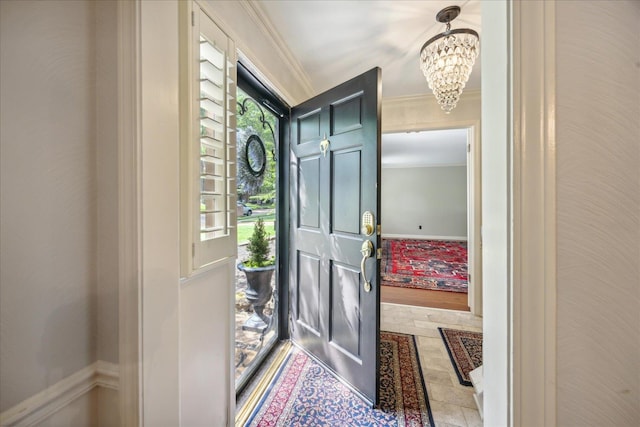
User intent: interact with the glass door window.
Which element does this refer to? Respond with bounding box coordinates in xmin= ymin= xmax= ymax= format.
xmin=234 ymin=85 xmax=280 ymax=391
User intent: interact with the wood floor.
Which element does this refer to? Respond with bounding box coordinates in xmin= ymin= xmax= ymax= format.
xmin=381 ymin=285 xmax=469 ymax=311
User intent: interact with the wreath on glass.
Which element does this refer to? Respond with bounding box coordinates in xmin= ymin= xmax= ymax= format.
xmin=237 ymin=129 xmax=267 ymax=194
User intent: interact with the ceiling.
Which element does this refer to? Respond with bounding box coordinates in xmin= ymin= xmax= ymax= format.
xmin=254 ymin=0 xmax=481 ymax=99
xmin=252 ymin=0 xmax=481 ymax=165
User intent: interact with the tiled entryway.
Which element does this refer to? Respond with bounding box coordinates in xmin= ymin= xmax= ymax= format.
xmin=382 ymin=303 xmax=483 ymax=427
xmin=237 ymin=299 xmax=483 ymax=426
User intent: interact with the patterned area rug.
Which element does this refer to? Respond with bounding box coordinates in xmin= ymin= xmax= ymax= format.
xmin=382 ymin=239 xmax=468 ymax=293
xmin=244 ymin=332 xmax=434 ymax=426
xmin=438 ymin=328 xmax=483 ymax=386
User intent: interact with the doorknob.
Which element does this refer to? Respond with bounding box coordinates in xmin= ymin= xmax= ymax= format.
xmin=360 ymin=240 xmax=374 ymax=292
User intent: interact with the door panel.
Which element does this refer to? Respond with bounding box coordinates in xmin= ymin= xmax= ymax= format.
xmin=289 ymin=68 xmax=381 ymax=405
xmin=330 ymin=262 xmax=362 ymax=357
xmin=332 ymin=150 xmax=361 ymax=233
xmin=297 ymin=252 xmax=321 ymax=334
xmin=298 ymin=109 xmax=322 ymax=143
xmin=298 ymin=157 xmax=321 ymax=228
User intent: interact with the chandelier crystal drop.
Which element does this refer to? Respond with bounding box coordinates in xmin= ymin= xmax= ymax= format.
xmin=420 ymin=6 xmax=479 ymax=113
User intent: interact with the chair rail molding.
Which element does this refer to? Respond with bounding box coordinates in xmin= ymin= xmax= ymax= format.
xmin=0 ymin=362 xmax=120 ymax=427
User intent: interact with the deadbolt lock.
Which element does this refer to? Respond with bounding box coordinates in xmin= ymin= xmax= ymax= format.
xmin=362 ymin=211 xmax=375 ymax=236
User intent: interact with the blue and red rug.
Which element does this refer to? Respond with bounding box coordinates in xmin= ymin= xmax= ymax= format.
xmin=244 ymin=331 xmax=434 ymax=426
xmin=382 ymin=239 xmax=468 ymax=293
xmin=438 ymin=328 xmax=483 ymax=386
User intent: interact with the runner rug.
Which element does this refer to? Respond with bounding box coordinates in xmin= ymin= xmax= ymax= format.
xmin=244 ymin=331 xmax=434 ymax=426
xmin=438 ymin=328 xmax=483 ymax=386
xmin=382 ymin=239 xmax=468 ymax=293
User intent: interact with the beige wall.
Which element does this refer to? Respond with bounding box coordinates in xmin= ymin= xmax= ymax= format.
xmin=556 ymin=1 xmax=640 ymax=425
xmin=0 ymin=0 xmax=97 ymax=410
xmin=382 ymin=166 xmax=467 ymax=238
xmin=95 ymin=0 xmax=119 ymax=366
xmin=33 ymin=389 xmax=97 ymax=427
xmin=0 ymin=0 xmax=119 ymax=421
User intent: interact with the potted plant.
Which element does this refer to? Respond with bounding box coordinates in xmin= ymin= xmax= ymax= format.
xmin=238 ymin=217 xmax=275 ymax=332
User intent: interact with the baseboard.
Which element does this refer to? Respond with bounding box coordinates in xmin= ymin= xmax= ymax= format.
xmin=382 ymin=234 xmax=467 ymax=241
xmin=0 ymin=361 xmax=119 ymax=427
xmin=469 ymin=365 xmax=484 ymax=420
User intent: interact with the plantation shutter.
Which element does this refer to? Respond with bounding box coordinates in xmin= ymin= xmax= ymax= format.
xmin=190 ymin=4 xmax=237 ymax=270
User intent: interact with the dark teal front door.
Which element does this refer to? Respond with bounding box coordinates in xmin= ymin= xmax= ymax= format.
xmin=289 ymin=68 xmax=382 ymax=406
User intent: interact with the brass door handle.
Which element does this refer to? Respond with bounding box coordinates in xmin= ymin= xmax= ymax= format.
xmin=360 ymin=240 xmax=374 ymax=292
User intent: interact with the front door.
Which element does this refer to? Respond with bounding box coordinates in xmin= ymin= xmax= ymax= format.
xmin=289 ymin=68 xmax=381 ymax=405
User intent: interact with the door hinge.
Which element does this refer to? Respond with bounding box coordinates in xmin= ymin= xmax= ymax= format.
xmin=377 ymin=248 xmax=382 ymax=260
xmin=191 ymin=11 xmax=195 ymax=26
xmin=377 ymin=224 xmax=381 ymax=236
xmin=467 ymin=143 xmax=471 ymax=153
xmin=192 ymin=243 xmax=195 ymax=258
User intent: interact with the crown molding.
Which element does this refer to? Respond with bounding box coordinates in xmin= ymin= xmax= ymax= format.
xmin=383 ymin=89 xmax=481 ymax=106
xmin=239 ymin=0 xmax=315 ymax=98
xmin=382 ymin=162 xmax=467 ymax=169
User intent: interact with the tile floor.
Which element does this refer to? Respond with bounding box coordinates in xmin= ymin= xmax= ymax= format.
xmin=381 ymin=302 xmax=483 ymax=427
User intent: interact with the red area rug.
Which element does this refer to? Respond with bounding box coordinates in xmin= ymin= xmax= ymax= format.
xmin=244 ymin=332 xmax=434 ymax=426
xmin=438 ymin=328 xmax=483 ymax=386
xmin=381 ymin=239 xmax=468 ymax=293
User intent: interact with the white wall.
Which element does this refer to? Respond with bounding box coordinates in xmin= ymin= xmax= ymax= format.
xmin=180 ymin=264 xmax=234 ymax=426
xmin=0 ymin=0 xmax=97 ymax=411
xmin=556 ymin=1 xmax=640 ymax=425
xmin=138 ymin=1 xmax=181 ymax=424
xmin=382 ymin=166 xmax=467 ymax=238
xmin=480 ymin=1 xmax=510 ymax=424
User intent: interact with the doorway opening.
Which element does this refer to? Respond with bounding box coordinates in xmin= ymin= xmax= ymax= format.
xmin=380 ymin=128 xmax=476 ymax=312
xmin=234 ymin=63 xmax=289 ymax=393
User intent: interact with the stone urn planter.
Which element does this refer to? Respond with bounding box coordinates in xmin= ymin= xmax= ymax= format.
xmin=238 ymin=217 xmax=275 ymax=332
xmin=237 ymin=263 xmax=274 ymax=332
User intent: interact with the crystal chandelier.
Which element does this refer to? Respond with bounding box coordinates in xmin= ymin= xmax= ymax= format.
xmin=419 ymin=6 xmax=479 ymax=113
